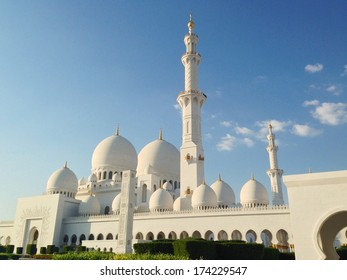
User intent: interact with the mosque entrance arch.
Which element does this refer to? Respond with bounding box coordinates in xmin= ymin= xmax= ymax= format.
xmin=29 ymin=227 xmax=39 ymax=245
xmin=316 ymin=210 xmax=347 ymax=260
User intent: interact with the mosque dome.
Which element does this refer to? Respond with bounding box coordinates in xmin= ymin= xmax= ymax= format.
xmin=162 ymin=181 xmax=173 ymax=191
xmin=210 ymin=176 xmax=235 ymax=207
xmin=88 ymin=173 xmax=97 ymax=182
xmin=149 ymin=188 xmax=173 ymax=212
xmin=78 ymin=195 xmax=101 ymax=215
xmin=240 ymin=177 xmax=269 ymax=207
xmin=78 ymin=177 xmax=86 ymax=186
xmin=111 ymin=193 xmax=121 ymax=214
xmin=137 ymin=134 xmax=179 ymax=177
xmin=173 ymin=196 xmax=192 ymax=211
xmin=46 ymin=163 xmax=78 ymax=195
xmin=191 ymin=182 xmax=217 ymax=209
xmin=91 ymin=130 xmax=138 ymax=172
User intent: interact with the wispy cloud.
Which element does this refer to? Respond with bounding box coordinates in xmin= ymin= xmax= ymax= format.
xmin=311 ymin=102 xmax=347 ymax=125
xmin=305 ymin=63 xmax=324 ymax=73
xmin=220 ymin=120 xmax=232 ymax=127
xmin=303 ymin=100 xmax=320 ymax=107
xmin=216 ymin=134 xmax=237 ymax=151
xmin=173 ymin=104 xmax=181 ymax=111
xmin=256 ymin=120 xmax=292 ymax=139
xmin=326 ymin=84 xmax=342 ymax=96
xmin=292 ymin=124 xmax=322 ymax=137
xmin=235 ymin=126 xmax=254 ymax=136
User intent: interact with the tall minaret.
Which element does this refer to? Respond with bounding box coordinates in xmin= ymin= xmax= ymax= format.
xmin=177 ymin=14 xmax=206 ymax=196
xmin=266 ymin=123 xmax=284 ymax=205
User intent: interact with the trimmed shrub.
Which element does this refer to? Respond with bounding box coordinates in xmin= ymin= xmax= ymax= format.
xmin=0 ymin=253 xmax=20 ymax=260
xmin=62 ymin=245 xmax=74 ymax=253
xmin=53 ymin=251 xmax=114 ymax=260
xmin=0 ymin=245 xmax=5 ymax=253
xmin=26 ymin=244 xmax=37 ymax=256
xmin=173 ymin=239 xmax=216 ymax=260
xmin=134 ymin=241 xmax=174 ymax=255
xmin=46 ymin=245 xmax=56 ymax=254
xmin=40 ymin=247 xmax=47 ymax=254
xmin=5 ymin=245 xmax=15 ymax=254
xmin=279 ymin=252 xmax=295 ymax=260
xmin=16 ymin=247 xmax=23 ymax=254
xmin=215 ymin=241 xmax=264 ymax=260
xmin=263 ymin=247 xmax=280 ymax=260
xmin=337 ymin=247 xmax=347 ymax=260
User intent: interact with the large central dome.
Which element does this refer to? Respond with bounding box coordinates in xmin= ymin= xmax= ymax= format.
xmin=91 ymin=132 xmax=138 ymax=172
xmin=137 ymin=136 xmax=179 ymax=177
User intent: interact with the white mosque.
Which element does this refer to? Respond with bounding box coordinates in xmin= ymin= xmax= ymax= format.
xmin=1 ymin=15 xmax=347 ymax=260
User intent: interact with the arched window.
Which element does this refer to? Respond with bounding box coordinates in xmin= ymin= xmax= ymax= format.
xmin=63 ymin=234 xmax=69 ymax=244
xmin=246 ymin=230 xmax=257 ymax=243
xmin=218 ymin=230 xmax=228 ymax=241
xmin=192 ymin=231 xmax=201 ymax=238
xmin=104 ymin=206 xmax=110 ymax=215
xmin=174 ymin=181 xmax=178 ymax=190
xmin=88 ymin=234 xmax=94 ymax=240
xmin=179 ymin=231 xmax=189 ymax=239
xmin=205 ymin=230 xmax=214 ymax=241
xmin=146 ymin=232 xmax=154 ymax=240
xmin=98 ymin=172 xmax=101 ymax=180
xmin=276 ymin=229 xmax=289 ymax=252
xmin=157 ymin=232 xmax=165 ymax=240
xmin=71 ymin=234 xmax=77 ymax=245
xmin=108 ymin=171 xmax=113 ymax=179
xmin=231 ymin=230 xmax=242 ymax=241
xmin=79 ymin=234 xmax=86 ymax=245
xmin=135 ymin=233 xmax=144 ymax=240
xmin=97 ymin=234 xmax=104 ymax=240
xmin=261 ymin=230 xmax=272 ymax=247
xmin=168 ymin=231 xmax=177 ymax=240
xmin=103 ymin=171 xmax=107 ymax=180
xmin=142 ymin=184 xmax=147 ymax=203
xmin=106 ymin=233 xmax=113 ymax=240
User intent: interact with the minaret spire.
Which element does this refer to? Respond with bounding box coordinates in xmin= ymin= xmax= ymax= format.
xmin=177 ymin=14 xmax=206 ymax=196
xmin=266 ymin=122 xmax=284 ymax=205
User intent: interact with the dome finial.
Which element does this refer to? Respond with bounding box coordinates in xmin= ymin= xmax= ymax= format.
xmin=64 ymin=161 xmax=68 ymax=168
xmin=268 ymin=122 xmax=273 ymax=133
xmin=159 ymin=129 xmax=163 ymax=140
xmin=251 ymin=173 xmax=255 ymax=180
xmin=116 ymin=125 xmax=120 ymax=136
xmin=188 ymin=12 xmax=195 ymax=33
xmin=218 ymin=174 xmax=222 ymax=181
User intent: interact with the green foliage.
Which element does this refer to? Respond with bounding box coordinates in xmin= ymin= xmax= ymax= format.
xmin=0 ymin=245 xmax=5 ymax=253
xmin=62 ymin=245 xmax=74 ymax=253
xmin=133 ymin=241 xmax=174 ymax=255
xmin=173 ymin=238 xmax=216 ymax=260
xmin=114 ymin=253 xmax=188 ymax=260
xmin=76 ymin=245 xmax=87 ymax=252
xmin=337 ymin=247 xmax=347 ymax=260
xmin=33 ymin=254 xmax=54 ymax=260
xmin=46 ymin=245 xmax=56 ymax=254
xmin=262 ymin=247 xmax=280 ymax=260
xmin=40 ymin=247 xmax=47 ymax=254
xmin=5 ymin=245 xmax=15 ymax=254
xmin=26 ymin=244 xmax=37 ymax=256
xmin=0 ymin=253 xmax=20 ymax=260
xmin=215 ymin=241 xmax=264 ymax=260
xmin=279 ymin=252 xmax=295 ymax=260
xmin=53 ymin=251 xmax=114 ymax=260
xmin=16 ymin=247 xmax=23 ymax=254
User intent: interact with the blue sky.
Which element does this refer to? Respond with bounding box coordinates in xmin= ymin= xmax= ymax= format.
xmin=0 ymin=0 xmax=346 ymax=220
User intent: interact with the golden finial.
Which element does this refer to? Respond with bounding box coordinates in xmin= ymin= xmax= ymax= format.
xmin=159 ymin=129 xmax=163 ymax=140
xmin=116 ymin=125 xmax=119 ymax=136
xmin=64 ymin=161 xmax=68 ymax=168
xmin=188 ymin=13 xmax=195 ymax=32
xmin=218 ymin=174 xmax=222 ymax=181
xmin=251 ymin=173 xmax=255 ymax=180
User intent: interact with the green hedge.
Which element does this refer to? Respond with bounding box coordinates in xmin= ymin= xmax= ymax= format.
xmin=336 ymin=247 xmax=347 ymax=260
xmin=5 ymin=245 xmax=15 ymax=254
xmin=26 ymin=244 xmax=37 ymax=256
xmin=173 ymin=239 xmax=216 ymax=260
xmin=46 ymin=245 xmax=56 ymax=254
xmin=0 ymin=245 xmax=5 ymax=253
xmin=279 ymin=252 xmax=295 ymax=260
xmin=76 ymin=245 xmax=87 ymax=252
xmin=263 ymin=247 xmax=280 ymax=260
xmin=0 ymin=253 xmax=20 ymax=260
xmin=16 ymin=247 xmax=23 ymax=254
xmin=62 ymin=245 xmax=74 ymax=253
xmin=133 ymin=241 xmax=174 ymax=255
xmin=40 ymin=247 xmax=47 ymax=254
xmin=216 ymin=241 xmax=264 ymax=260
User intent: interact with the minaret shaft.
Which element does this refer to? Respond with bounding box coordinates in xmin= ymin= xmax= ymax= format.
xmin=266 ymin=124 xmax=284 ymax=205
xmin=177 ymin=15 xmax=206 ymax=196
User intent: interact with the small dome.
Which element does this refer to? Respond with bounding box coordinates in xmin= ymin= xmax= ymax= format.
xmin=79 ymin=177 xmax=86 ymax=186
xmin=111 ymin=193 xmax=121 ymax=214
xmin=92 ymin=132 xmax=138 ymax=172
xmin=240 ymin=178 xmax=269 ymax=207
xmin=46 ymin=163 xmax=78 ymax=194
xmin=78 ymin=195 xmax=101 ymax=215
xmin=137 ymin=137 xmax=179 ymax=178
xmin=149 ymin=188 xmax=173 ymax=212
xmin=88 ymin=173 xmax=97 ymax=182
xmin=173 ymin=196 xmax=192 ymax=211
xmin=162 ymin=181 xmax=173 ymax=191
xmin=210 ymin=176 xmax=235 ymax=207
xmin=191 ymin=182 xmax=217 ymax=209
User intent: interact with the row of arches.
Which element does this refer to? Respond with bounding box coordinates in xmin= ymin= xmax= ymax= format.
xmin=62 ymin=233 xmax=119 ymax=246
xmin=140 ymin=180 xmax=180 ymax=203
xmin=47 ymin=190 xmax=75 ymax=198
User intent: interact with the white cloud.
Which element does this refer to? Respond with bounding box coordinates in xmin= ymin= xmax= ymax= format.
xmin=173 ymin=104 xmax=181 ymax=111
xmin=311 ymin=102 xmax=347 ymax=125
xmin=220 ymin=120 xmax=232 ymax=127
xmin=305 ymin=63 xmax=324 ymax=73
xmin=256 ymin=120 xmax=292 ymax=139
xmin=292 ymin=124 xmax=322 ymax=137
xmin=326 ymin=84 xmax=342 ymax=96
xmin=341 ymin=65 xmax=347 ymax=77
xmin=216 ymin=134 xmax=237 ymax=151
xmin=303 ymin=100 xmax=320 ymax=107
xmin=235 ymin=126 xmax=254 ymax=136
xmin=242 ymin=137 xmax=254 ymax=147
xmin=205 ymin=133 xmax=213 ymax=140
